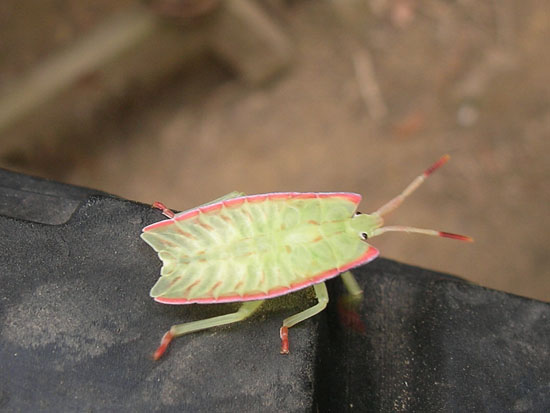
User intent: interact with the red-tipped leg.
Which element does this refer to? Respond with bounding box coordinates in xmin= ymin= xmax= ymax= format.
xmin=337 ymin=297 xmax=366 ymax=334
xmin=153 ymin=331 xmax=174 ymax=360
xmin=152 ymin=201 xmax=175 ymax=219
xmin=280 ymin=326 xmax=289 ymax=355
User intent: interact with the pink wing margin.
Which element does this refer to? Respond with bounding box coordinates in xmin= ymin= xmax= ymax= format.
xmin=143 ymin=192 xmax=362 ymax=232
xmin=144 ymin=192 xmax=378 ymax=304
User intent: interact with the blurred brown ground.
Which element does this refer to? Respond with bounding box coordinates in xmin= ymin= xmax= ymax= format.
xmin=1 ymin=0 xmax=549 ymax=300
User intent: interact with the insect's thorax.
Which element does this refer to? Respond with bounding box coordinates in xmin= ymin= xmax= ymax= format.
xmin=349 ymin=213 xmax=384 ymax=239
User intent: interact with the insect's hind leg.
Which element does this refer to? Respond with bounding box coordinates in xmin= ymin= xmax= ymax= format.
xmin=153 ymin=299 xmax=263 ymax=360
xmin=151 ymin=201 xmax=176 ymax=218
xmin=280 ymin=282 xmax=329 ymax=354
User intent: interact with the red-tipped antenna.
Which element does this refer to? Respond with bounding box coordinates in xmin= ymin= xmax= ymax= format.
xmin=372 ymin=225 xmax=473 ymax=242
xmin=424 ymin=154 xmax=450 ymax=176
xmin=439 ymin=231 xmax=474 ymax=242
xmin=375 ymin=154 xmax=451 ymax=217
xmin=371 ymin=156 xmax=472 ymax=242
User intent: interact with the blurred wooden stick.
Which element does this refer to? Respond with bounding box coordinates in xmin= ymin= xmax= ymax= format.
xmin=352 ymin=48 xmax=387 ymax=120
xmin=0 ymin=0 xmax=291 ymax=155
xmin=0 ymin=6 xmax=160 ymax=137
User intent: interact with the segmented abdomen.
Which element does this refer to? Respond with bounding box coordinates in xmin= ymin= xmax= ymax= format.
xmin=141 ymin=193 xmax=376 ymax=303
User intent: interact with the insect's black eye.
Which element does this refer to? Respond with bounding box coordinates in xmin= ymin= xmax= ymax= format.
xmin=361 ymin=233 xmax=368 ymax=240
xmin=355 ymin=211 xmax=363 ymax=215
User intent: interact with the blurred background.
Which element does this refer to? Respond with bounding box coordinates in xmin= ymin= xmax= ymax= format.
xmin=1 ymin=0 xmax=549 ymax=300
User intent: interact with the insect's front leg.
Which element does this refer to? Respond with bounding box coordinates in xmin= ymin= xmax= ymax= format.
xmin=337 ymin=271 xmax=366 ymax=333
xmin=340 ymin=270 xmax=363 ymax=305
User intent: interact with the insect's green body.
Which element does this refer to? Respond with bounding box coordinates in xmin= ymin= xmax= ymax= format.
xmin=142 ymin=155 xmax=472 ymax=359
xmin=142 ymin=193 xmax=381 ymax=304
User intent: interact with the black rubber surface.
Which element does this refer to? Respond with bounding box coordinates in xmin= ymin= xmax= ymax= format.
xmin=1 ymin=168 xmax=549 ymax=412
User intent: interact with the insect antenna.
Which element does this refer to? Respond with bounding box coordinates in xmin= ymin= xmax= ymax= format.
xmin=372 ymin=225 xmax=473 ymax=242
xmin=375 ymin=154 xmax=450 ymax=217
xmin=371 ymin=155 xmax=473 ymax=242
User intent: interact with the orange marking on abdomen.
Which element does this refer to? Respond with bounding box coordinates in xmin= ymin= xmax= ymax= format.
xmin=208 ymin=281 xmax=222 ymax=296
xmin=184 ymin=280 xmax=201 ymax=295
xmin=198 ymin=222 xmax=215 ymax=231
xmin=311 ymin=236 xmax=323 ymax=243
xmin=181 ymin=231 xmax=197 ymax=240
xmin=221 ymin=215 xmax=232 ymax=223
xmin=308 ymin=220 xmax=320 ymax=225
xmin=168 ymin=276 xmax=182 ymax=288
xmin=160 ymin=239 xmax=178 ymax=247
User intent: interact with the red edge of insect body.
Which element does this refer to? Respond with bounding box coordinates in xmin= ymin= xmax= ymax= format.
xmin=154 ymin=246 xmax=380 ymax=305
xmin=143 ymin=192 xmax=362 ymax=232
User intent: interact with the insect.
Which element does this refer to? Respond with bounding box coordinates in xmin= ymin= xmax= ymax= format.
xmin=141 ymin=154 xmax=472 ymax=360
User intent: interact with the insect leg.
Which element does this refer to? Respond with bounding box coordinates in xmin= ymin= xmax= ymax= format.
xmin=338 ymin=271 xmax=366 ymax=333
xmin=280 ymin=282 xmax=329 ymax=354
xmin=152 ymin=201 xmax=175 ymax=218
xmin=153 ymin=299 xmax=264 ymax=360
xmin=340 ymin=270 xmax=362 ymax=301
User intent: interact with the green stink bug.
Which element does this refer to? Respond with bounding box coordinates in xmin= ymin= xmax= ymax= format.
xmin=141 ymin=155 xmax=472 ymax=359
